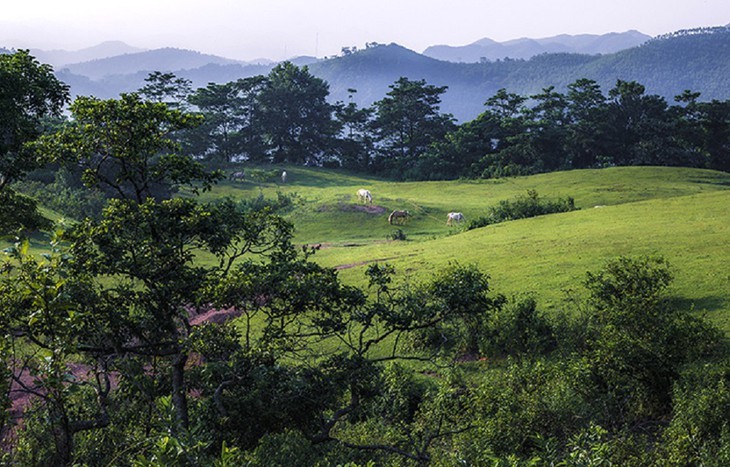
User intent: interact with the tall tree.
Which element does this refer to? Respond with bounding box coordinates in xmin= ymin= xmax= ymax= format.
xmin=565 ymin=78 xmax=608 ymax=168
xmin=257 ymin=62 xmax=337 ymax=164
xmin=138 ymin=71 xmax=193 ymax=109
xmin=0 ymin=50 xmax=69 ymax=232
xmin=604 ymin=80 xmax=675 ymax=166
xmin=36 ymin=94 xmax=252 ymax=441
xmin=333 ymin=89 xmax=374 ymax=170
xmin=187 ymin=76 xmax=268 ymax=164
xmin=37 ymin=93 xmax=218 ymax=202
xmin=370 ymin=77 xmax=455 ymax=178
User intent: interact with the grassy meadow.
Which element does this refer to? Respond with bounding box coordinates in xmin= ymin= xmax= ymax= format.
xmin=8 ymin=165 xmax=730 ymax=330
xmin=199 ymin=166 xmax=730 ymax=330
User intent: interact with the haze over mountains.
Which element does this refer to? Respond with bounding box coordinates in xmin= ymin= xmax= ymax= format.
xmin=422 ymin=30 xmax=652 ymax=62
xmin=4 ymin=27 xmax=730 ymax=121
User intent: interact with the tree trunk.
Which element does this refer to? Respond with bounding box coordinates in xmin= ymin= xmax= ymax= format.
xmin=51 ymin=409 xmax=73 ymax=467
xmin=171 ymin=352 xmax=189 ymax=434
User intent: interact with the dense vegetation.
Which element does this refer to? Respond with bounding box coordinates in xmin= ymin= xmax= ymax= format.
xmin=1 ymin=49 xmax=730 ymax=466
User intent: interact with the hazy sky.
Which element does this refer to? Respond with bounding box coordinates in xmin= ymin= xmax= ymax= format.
xmin=2 ymin=0 xmax=728 ymax=60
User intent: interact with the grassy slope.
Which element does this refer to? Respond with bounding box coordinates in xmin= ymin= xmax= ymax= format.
xmin=200 ymin=166 xmax=730 ymax=330
xmin=9 ymin=166 xmax=729 ymax=331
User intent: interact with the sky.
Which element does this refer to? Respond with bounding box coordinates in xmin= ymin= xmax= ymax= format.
xmin=1 ymin=0 xmax=729 ymax=61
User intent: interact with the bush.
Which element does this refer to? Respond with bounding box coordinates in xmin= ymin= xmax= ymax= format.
xmin=467 ymin=189 xmax=577 ymax=230
xmin=482 ymin=296 xmax=556 ymax=358
xmin=573 ymin=256 xmax=723 ymax=421
xmin=387 ymin=228 xmax=407 ymax=241
xmin=0 ymin=190 xmax=52 ymax=234
xmin=662 ymin=361 xmax=730 ymax=465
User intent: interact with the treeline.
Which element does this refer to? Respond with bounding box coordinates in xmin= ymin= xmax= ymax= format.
xmin=142 ymin=64 xmax=729 ymax=181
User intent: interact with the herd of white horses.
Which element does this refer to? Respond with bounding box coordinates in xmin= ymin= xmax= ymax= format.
xmin=228 ymin=174 xmax=463 ymax=227
xmin=356 ymin=188 xmax=464 ymax=226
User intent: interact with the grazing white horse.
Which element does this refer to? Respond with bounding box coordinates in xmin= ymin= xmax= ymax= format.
xmin=357 ymin=189 xmax=373 ymax=204
xmin=229 ymin=171 xmax=245 ymax=182
xmin=388 ymin=210 xmax=410 ymax=225
xmin=446 ymin=212 xmax=465 ymax=226
xmin=281 ymin=170 xmax=287 ymax=183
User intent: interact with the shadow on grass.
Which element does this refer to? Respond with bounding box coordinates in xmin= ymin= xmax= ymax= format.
xmin=669 ymin=295 xmax=728 ymax=314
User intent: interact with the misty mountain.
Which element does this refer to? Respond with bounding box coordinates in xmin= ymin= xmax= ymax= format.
xmin=37 ymin=27 xmax=730 ymax=122
xmin=30 ymin=41 xmax=147 ymax=67
xmin=58 ymin=47 xmax=250 ymax=80
xmin=311 ymin=28 xmax=729 ymax=121
xmin=423 ymin=30 xmax=651 ymax=62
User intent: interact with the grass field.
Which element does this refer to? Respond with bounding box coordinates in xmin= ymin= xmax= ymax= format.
xmin=199 ymin=165 xmax=730 ymax=330
xmin=8 ymin=166 xmax=730 ymax=331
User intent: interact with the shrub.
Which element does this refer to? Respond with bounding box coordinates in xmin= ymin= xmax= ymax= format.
xmin=574 ymin=256 xmax=723 ymax=421
xmin=467 ymin=189 xmax=577 ymax=230
xmin=482 ymin=296 xmax=556 ymax=358
xmin=662 ymin=361 xmax=730 ymax=465
xmin=387 ymin=228 xmax=407 ymax=241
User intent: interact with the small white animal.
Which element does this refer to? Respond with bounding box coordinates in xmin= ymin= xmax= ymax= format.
xmin=357 ymin=188 xmax=373 ymax=204
xmin=446 ymin=212 xmax=464 ymax=226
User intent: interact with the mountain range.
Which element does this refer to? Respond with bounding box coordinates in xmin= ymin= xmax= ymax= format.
xmin=5 ymin=27 xmax=730 ymax=122
xmin=422 ymin=30 xmax=652 ymax=62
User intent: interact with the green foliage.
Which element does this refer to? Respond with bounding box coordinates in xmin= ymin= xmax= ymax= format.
xmin=411 ymin=263 xmax=504 ymax=356
xmin=0 ymin=50 xmax=69 ymax=232
xmin=468 ymin=189 xmax=577 ymax=229
xmin=257 ymin=62 xmax=337 ymax=164
xmin=186 ymin=76 xmax=267 ymax=164
xmin=387 ymin=228 xmax=407 ymax=241
xmin=0 ymin=50 xmax=69 ymax=189
xmin=572 ymin=256 xmax=722 ymax=421
xmin=482 ymin=296 xmax=555 ymax=358
xmin=0 ymin=189 xmax=52 ymax=234
xmin=370 ymin=77 xmax=456 ymax=179
xmin=36 ymin=93 xmax=219 ymax=202
xmin=14 ymin=166 xmax=108 ymax=221
xmin=662 ymin=361 xmax=730 ymax=465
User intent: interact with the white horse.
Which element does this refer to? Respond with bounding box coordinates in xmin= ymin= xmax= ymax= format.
xmin=357 ymin=189 xmax=373 ymax=204
xmin=446 ymin=212 xmax=464 ymax=226
xmin=388 ymin=210 xmax=410 ymax=225
xmin=281 ymin=170 xmax=287 ymax=183
xmin=229 ymin=171 xmax=245 ymax=182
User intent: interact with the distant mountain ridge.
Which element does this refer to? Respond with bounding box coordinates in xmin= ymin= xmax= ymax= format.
xmin=311 ymin=27 xmax=729 ymax=121
xmin=30 ymin=41 xmax=148 ymax=67
xmin=60 ymin=47 xmax=249 ymax=80
xmin=423 ymin=30 xmax=651 ymax=62
xmin=4 ymin=27 xmax=727 ymax=123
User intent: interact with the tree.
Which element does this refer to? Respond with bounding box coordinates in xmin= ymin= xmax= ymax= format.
xmin=565 ymin=78 xmax=608 ymax=168
xmin=526 ymin=86 xmax=570 ymax=171
xmin=472 ymin=88 xmax=534 ymax=177
xmin=138 ymin=71 xmax=192 ymax=109
xmin=579 ymin=256 xmax=721 ymax=422
xmin=333 ymin=89 xmax=374 ymax=170
xmin=187 ymin=76 xmax=268 ymax=164
xmin=35 ymin=94 xmax=287 ymax=449
xmin=697 ymin=99 xmax=730 ymax=171
xmin=0 ymin=235 xmax=110 ymax=465
xmin=37 ymin=93 xmax=219 ymax=202
xmin=604 ymin=80 xmax=676 ymax=166
xmin=370 ymin=77 xmax=455 ymax=178
xmin=0 ymin=50 xmax=69 ymax=232
xmin=257 ymin=62 xmax=337 ymax=164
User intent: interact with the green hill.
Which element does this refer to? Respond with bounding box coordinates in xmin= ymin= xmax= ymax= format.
xmin=197 ymin=166 xmax=730 ymax=330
